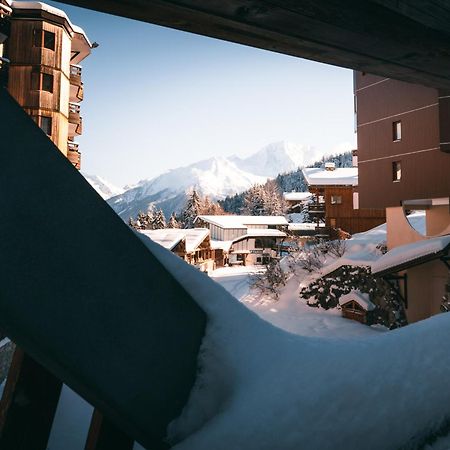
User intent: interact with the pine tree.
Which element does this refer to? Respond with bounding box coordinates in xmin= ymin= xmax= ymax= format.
xmin=244 ymin=184 xmax=266 ymax=215
xmin=182 ymin=189 xmax=203 ymax=228
xmin=151 ymin=209 xmax=166 ymax=229
xmin=168 ymin=213 xmax=180 ymax=228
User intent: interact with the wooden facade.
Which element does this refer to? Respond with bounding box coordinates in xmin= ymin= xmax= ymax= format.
xmin=354 ymin=72 xmax=450 ymax=209
xmin=309 ymin=184 xmax=386 ymax=237
xmin=3 ymin=4 xmax=91 ymax=168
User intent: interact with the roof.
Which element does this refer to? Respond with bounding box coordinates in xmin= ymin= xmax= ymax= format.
xmin=339 ymin=290 xmax=375 ymax=311
xmin=183 ymin=228 xmax=210 ymax=253
xmin=138 ymin=229 xmax=185 ymax=251
xmin=138 ymin=228 xmax=210 ymax=253
xmin=283 ymin=192 xmax=312 ymax=201
xmin=197 ymin=215 xmax=288 ymax=229
xmin=232 ymin=229 xmax=286 ymax=244
xmin=11 ymin=2 xmax=91 ymax=48
xmin=211 ymin=240 xmax=233 ymax=252
xmin=302 ymin=167 xmax=358 ymax=186
xmin=372 ymin=235 xmax=450 ymax=275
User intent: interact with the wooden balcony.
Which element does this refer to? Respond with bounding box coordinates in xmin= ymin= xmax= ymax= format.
xmin=67 ymin=141 xmax=81 ymax=170
xmin=69 ymin=65 xmax=83 ymax=102
xmin=68 ymin=102 xmax=82 ymax=137
xmin=308 ymin=204 xmax=326 ymax=216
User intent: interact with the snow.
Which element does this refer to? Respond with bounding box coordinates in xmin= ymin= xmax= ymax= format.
xmin=210 ymin=240 xmax=233 ymax=251
xmin=283 ymin=191 xmax=312 ymax=201
xmin=302 ymin=167 xmax=358 ymax=186
xmin=232 ymin=229 xmax=286 ymax=241
xmin=138 ymin=229 xmax=185 ymax=251
xmin=135 ymin=234 xmax=450 ymax=450
xmin=138 ymin=228 xmax=209 ymax=253
xmin=339 ymin=290 xmax=376 ymax=311
xmin=197 ymin=215 xmax=288 ymax=228
xmin=372 ymin=234 xmax=450 ymax=274
xmin=82 ymin=173 xmax=124 ymax=200
xmin=288 ymin=222 xmax=317 ymax=231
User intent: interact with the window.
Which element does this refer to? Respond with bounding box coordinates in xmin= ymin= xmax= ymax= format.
xmin=331 ymin=195 xmax=342 ymax=204
xmin=40 ymin=116 xmax=52 ymax=136
xmin=254 ymin=238 xmax=276 ymax=249
xmin=41 ymin=73 xmax=53 ymax=92
xmin=33 ymin=29 xmax=55 ymax=50
xmin=393 ymin=120 xmax=401 ymax=141
xmin=43 ymin=30 xmax=55 ymax=50
xmin=392 ymin=161 xmax=401 ymax=182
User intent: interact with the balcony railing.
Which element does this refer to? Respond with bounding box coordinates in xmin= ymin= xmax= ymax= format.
xmin=69 ymin=102 xmax=81 ymax=114
xmin=67 ymin=141 xmax=81 ymax=170
xmin=70 ymin=64 xmax=82 ymax=77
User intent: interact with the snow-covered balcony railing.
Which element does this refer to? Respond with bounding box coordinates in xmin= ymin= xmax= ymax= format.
xmin=69 ymin=65 xmax=84 ymax=102
xmin=68 ymin=103 xmax=82 ymax=137
xmin=67 ymin=141 xmax=81 ymax=169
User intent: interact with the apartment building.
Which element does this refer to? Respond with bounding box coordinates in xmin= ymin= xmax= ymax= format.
xmin=354 ymin=72 xmax=450 ymax=323
xmin=0 ymin=1 xmax=92 ymax=169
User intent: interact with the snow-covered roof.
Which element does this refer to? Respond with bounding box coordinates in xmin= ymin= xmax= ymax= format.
xmin=232 ymin=229 xmax=286 ymax=244
xmin=211 ymin=240 xmax=233 ymax=252
xmin=339 ymin=290 xmax=375 ymax=311
xmin=138 ymin=229 xmax=185 ymax=251
xmin=372 ymin=234 xmax=450 ymax=275
xmin=11 ymin=2 xmax=91 ymax=48
xmin=184 ymin=228 xmax=210 ymax=253
xmin=288 ymin=223 xmax=317 ymax=231
xmin=197 ymin=215 xmax=288 ymax=229
xmin=283 ymin=192 xmax=312 ymax=201
xmin=302 ymin=167 xmax=358 ymax=186
xmin=138 ymin=228 xmax=210 ymax=253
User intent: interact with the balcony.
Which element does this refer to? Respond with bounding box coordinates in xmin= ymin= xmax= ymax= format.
xmin=308 ymin=204 xmax=326 ymax=216
xmin=69 ymin=64 xmax=83 ymax=102
xmin=67 ymin=141 xmax=81 ymax=170
xmin=68 ymin=102 xmax=82 ymax=137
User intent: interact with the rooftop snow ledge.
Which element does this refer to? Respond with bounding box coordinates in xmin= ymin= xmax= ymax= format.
xmin=372 ymin=235 xmax=450 ymax=275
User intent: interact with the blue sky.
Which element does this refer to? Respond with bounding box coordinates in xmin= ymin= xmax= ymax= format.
xmin=50 ymin=1 xmax=356 ymax=187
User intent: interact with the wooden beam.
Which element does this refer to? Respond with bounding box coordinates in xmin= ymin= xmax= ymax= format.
xmin=0 ymin=348 xmax=62 ymax=450
xmin=55 ymin=0 xmax=450 ymax=89
xmin=85 ymin=409 xmax=134 ymax=450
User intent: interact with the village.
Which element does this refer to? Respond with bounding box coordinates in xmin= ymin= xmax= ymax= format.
xmin=0 ymin=1 xmax=450 ymax=449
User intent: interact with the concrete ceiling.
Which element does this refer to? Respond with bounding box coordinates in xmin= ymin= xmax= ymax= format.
xmin=57 ymin=0 xmax=450 ymax=89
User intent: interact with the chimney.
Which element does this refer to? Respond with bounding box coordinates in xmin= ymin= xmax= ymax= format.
xmin=325 ymin=162 xmax=336 ymax=171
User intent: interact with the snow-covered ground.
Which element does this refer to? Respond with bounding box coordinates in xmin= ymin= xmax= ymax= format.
xmin=211 ymin=266 xmax=383 ymax=338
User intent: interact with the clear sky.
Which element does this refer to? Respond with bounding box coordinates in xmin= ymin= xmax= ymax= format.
xmin=49 ymin=1 xmax=356 ymax=187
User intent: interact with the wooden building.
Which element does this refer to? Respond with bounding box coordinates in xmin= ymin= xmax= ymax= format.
xmin=339 ymin=290 xmax=375 ymax=325
xmin=196 ymin=215 xmax=288 ymax=265
xmin=302 ymin=164 xmax=386 ymax=238
xmin=283 ymin=191 xmax=312 ymax=214
xmin=2 ymin=1 xmax=92 ymax=169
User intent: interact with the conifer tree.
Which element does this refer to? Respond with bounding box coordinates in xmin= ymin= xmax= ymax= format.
xmin=151 ymin=209 xmax=166 ymax=229
xmin=168 ymin=213 xmax=180 ymax=228
xmin=182 ymin=189 xmax=203 ymax=228
xmin=244 ymin=184 xmax=266 ymax=215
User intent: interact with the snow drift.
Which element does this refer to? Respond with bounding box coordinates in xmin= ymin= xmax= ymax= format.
xmin=137 ymin=233 xmax=450 ymax=450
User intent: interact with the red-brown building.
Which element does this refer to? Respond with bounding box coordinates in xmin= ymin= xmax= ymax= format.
xmin=354 ymin=72 xmax=450 ymax=323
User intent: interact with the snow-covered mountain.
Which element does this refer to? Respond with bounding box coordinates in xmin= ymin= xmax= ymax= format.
xmin=82 ymin=173 xmax=124 ymax=200
xmin=231 ymin=141 xmax=324 ymax=177
xmin=106 ymin=141 xmax=328 ymax=221
xmin=108 ymin=156 xmax=267 ymax=220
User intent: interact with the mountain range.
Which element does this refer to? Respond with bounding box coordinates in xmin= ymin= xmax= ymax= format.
xmin=83 ymin=141 xmax=334 ymax=220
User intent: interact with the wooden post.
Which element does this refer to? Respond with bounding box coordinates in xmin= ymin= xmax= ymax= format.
xmin=85 ymin=409 xmax=134 ymax=450
xmin=0 ymin=348 xmax=62 ymax=450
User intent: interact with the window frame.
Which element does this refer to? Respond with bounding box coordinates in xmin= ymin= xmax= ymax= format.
xmin=392 ymin=160 xmax=402 ymax=182
xmin=39 ymin=116 xmax=52 ymax=137
xmin=393 ymin=120 xmax=402 ymax=141
xmin=41 ymin=72 xmax=54 ymax=93
xmin=330 ymin=195 xmax=342 ymax=205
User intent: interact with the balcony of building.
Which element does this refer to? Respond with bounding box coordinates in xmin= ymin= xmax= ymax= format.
xmin=68 ymin=102 xmax=82 ymax=137
xmin=67 ymin=141 xmax=81 ymax=170
xmin=69 ymin=64 xmax=83 ymax=102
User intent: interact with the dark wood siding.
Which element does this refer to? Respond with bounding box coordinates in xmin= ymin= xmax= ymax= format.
xmin=355 ymin=72 xmax=450 ymax=208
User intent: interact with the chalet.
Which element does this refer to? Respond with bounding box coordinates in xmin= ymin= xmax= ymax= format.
xmin=195 ymin=215 xmax=288 ymax=265
xmin=302 ymin=163 xmax=386 ymax=238
xmin=0 ymin=1 xmax=92 ymax=170
xmin=138 ymin=228 xmax=216 ymax=273
xmin=339 ymin=290 xmax=375 ymax=325
xmin=283 ymin=191 xmax=312 ymax=214
xmin=354 ymin=72 xmax=450 ymax=323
